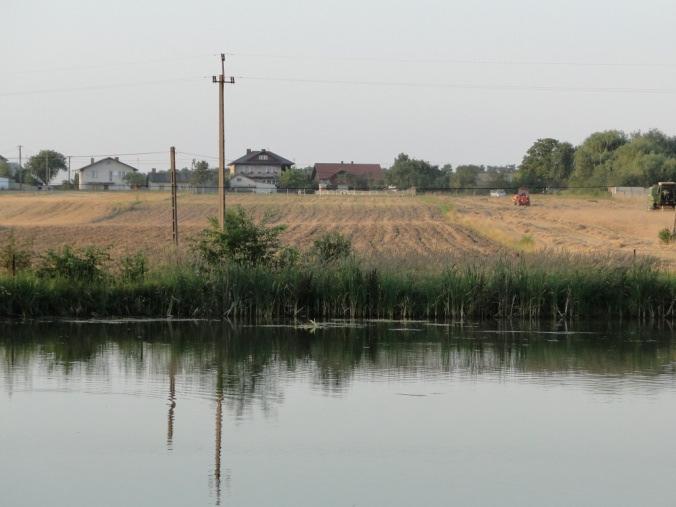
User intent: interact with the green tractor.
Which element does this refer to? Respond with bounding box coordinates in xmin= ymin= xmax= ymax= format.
xmin=650 ymin=182 xmax=676 ymax=209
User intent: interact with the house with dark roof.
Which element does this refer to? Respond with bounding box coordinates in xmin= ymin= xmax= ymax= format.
xmin=312 ymin=162 xmax=384 ymax=189
xmin=0 ymin=154 xmax=7 ymax=164
xmin=228 ymin=149 xmax=293 ymax=185
xmin=78 ymin=157 xmax=139 ymax=190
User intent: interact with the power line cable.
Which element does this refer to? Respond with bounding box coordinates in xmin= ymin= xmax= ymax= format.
xmin=235 ymin=75 xmax=676 ymax=94
xmin=67 ymin=151 xmax=166 ymax=158
xmin=229 ymin=51 xmax=676 ymax=69
xmin=8 ymin=54 xmax=215 ymax=76
xmin=4 ymin=73 xmax=676 ymax=96
xmin=177 ymin=151 xmax=219 ymax=160
xmin=0 ymin=77 xmax=206 ymax=97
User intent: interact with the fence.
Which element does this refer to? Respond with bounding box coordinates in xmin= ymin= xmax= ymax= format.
xmin=608 ymin=187 xmax=648 ymax=199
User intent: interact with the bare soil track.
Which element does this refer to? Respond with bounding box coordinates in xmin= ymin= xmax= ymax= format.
xmin=1 ymin=191 xmax=674 ymax=266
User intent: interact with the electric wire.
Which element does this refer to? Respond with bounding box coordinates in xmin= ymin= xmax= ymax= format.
xmin=228 ymin=51 xmax=676 ymax=69
xmin=234 ymin=75 xmax=676 ymax=95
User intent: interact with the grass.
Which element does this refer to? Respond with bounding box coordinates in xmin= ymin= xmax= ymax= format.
xmin=91 ymin=198 xmax=144 ymax=223
xmin=0 ymin=252 xmax=673 ymax=322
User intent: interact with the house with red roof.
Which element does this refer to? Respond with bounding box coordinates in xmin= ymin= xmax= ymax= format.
xmin=312 ymin=161 xmax=384 ymax=189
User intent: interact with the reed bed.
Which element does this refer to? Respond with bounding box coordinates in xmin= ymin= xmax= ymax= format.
xmin=0 ymin=252 xmax=674 ymax=322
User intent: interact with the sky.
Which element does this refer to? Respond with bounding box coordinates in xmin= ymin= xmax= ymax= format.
xmin=4 ymin=0 xmax=676 ymax=174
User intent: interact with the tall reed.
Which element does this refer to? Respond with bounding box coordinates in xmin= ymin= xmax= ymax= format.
xmin=0 ymin=252 xmax=674 ymax=322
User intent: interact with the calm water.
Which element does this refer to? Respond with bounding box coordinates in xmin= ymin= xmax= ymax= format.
xmin=1 ymin=321 xmax=676 ymax=507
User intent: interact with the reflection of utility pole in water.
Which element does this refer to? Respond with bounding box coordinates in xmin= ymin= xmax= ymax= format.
xmin=167 ymin=358 xmax=177 ymax=450
xmin=210 ymin=333 xmax=233 ymax=505
xmin=214 ymin=389 xmax=223 ymax=505
xmin=211 ymin=347 xmax=231 ymax=506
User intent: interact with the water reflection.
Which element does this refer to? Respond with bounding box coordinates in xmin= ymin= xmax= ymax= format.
xmin=2 ymin=321 xmax=675 ymax=401
xmin=1 ymin=321 xmax=676 ymax=506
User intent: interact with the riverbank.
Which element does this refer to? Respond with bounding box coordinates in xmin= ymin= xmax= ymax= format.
xmin=1 ymin=254 xmax=673 ymax=321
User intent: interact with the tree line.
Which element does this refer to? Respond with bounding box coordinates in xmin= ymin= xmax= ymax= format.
xmin=388 ymin=129 xmax=676 ymax=190
xmin=4 ymin=128 xmax=676 ymax=190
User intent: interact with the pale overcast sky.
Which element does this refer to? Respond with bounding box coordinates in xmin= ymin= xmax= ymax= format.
xmin=4 ymin=0 xmax=676 ymax=172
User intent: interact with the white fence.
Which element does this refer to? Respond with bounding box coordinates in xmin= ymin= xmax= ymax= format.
xmin=608 ymin=187 xmax=648 ymax=199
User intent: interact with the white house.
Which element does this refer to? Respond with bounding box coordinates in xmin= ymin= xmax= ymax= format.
xmin=0 ymin=177 xmax=9 ymax=190
xmin=78 ymin=157 xmax=139 ymax=190
xmin=230 ymin=174 xmax=276 ymax=194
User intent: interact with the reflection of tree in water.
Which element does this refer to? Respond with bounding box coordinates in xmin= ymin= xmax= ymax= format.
xmin=1 ymin=322 xmax=676 ymax=404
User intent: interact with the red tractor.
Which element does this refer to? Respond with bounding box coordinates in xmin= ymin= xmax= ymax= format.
xmin=513 ymin=187 xmax=531 ymax=206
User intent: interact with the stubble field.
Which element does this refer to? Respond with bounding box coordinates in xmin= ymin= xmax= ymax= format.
xmin=1 ymin=191 xmax=674 ymax=267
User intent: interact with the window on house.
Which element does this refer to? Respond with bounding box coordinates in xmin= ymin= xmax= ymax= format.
xmin=259 ymin=154 xmax=269 ymax=161
xmin=109 ymin=171 xmax=113 ymax=180
xmin=91 ymin=170 xmax=97 ymax=178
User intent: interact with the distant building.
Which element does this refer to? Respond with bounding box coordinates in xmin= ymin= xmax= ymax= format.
xmin=147 ymin=168 xmax=192 ymax=191
xmin=312 ymin=162 xmax=383 ymax=188
xmin=228 ymin=149 xmax=293 ymax=185
xmin=230 ymin=174 xmax=276 ymax=194
xmin=0 ymin=154 xmax=7 ymax=164
xmin=0 ymin=177 xmax=9 ymax=190
xmin=78 ymin=157 xmax=139 ymax=190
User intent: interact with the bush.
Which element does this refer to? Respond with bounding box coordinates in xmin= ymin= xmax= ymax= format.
xmin=38 ymin=246 xmax=109 ymax=282
xmin=276 ymin=246 xmax=301 ymax=269
xmin=0 ymin=232 xmax=32 ymax=276
xmin=658 ymin=228 xmax=673 ymax=244
xmin=311 ymin=232 xmax=353 ymax=263
xmin=192 ymin=207 xmax=286 ymax=268
xmin=120 ymin=252 xmax=146 ymax=282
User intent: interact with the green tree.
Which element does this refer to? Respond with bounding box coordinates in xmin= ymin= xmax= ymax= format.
xmin=279 ymin=168 xmax=312 ymax=189
xmin=192 ymin=207 xmax=286 ymax=268
xmin=434 ymin=164 xmax=454 ymax=187
xmin=190 ymin=160 xmax=215 ymax=187
xmin=603 ymin=130 xmax=676 ymax=186
xmin=123 ymin=171 xmax=147 ymax=188
xmin=570 ymin=130 xmax=627 ymax=186
xmin=385 ymin=153 xmax=440 ymax=189
xmin=0 ymin=160 xmax=11 ymax=179
xmin=517 ymin=138 xmax=575 ymax=188
xmin=25 ymin=150 xmax=67 ymax=185
xmin=450 ymin=165 xmax=484 ymax=190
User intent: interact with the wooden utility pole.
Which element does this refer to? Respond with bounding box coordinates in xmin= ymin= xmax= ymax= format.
xmin=170 ymin=146 xmax=179 ymax=246
xmin=212 ymin=53 xmax=235 ymax=229
xmin=67 ymin=156 xmax=71 ymax=187
xmin=17 ymin=145 xmax=22 ymax=191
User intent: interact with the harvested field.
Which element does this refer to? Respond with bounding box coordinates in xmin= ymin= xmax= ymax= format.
xmin=1 ymin=191 xmax=675 ymax=267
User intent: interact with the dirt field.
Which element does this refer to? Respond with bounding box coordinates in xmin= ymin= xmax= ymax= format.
xmin=1 ymin=191 xmax=674 ymax=266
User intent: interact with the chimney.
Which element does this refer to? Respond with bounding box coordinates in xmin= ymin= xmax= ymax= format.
xmin=90 ymin=157 xmax=95 ymax=165
xmin=115 ymin=157 xmax=119 ymax=161
xmin=351 ymin=161 xmax=354 ymax=164
xmin=261 ymin=148 xmax=266 ymax=153
xmin=247 ymin=149 xmax=252 ymax=154
xmin=341 ymin=161 xmax=344 ymax=164
xmin=151 ymin=168 xmax=156 ymax=173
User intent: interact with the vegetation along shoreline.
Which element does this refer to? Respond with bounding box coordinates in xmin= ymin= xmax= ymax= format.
xmin=1 ymin=207 xmax=674 ymax=322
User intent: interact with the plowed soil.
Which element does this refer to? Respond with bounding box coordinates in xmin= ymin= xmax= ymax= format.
xmin=1 ymin=191 xmax=674 ymax=266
